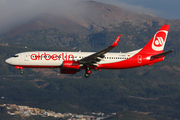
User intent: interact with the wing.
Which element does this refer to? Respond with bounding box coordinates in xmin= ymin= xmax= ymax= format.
xmin=79 ymin=35 xmax=121 ymax=65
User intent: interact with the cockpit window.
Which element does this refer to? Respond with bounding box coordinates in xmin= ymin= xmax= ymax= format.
xmin=14 ymin=55 xmax=19 ymax=57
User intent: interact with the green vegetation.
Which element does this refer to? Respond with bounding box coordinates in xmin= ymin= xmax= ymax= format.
xmin=1 ymin=76 xmax=180 ymax=117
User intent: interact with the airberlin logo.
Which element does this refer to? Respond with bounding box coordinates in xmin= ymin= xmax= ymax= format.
xmin=30 ymin=52 xmax=74 ymax=61
xmin=155 ymin=37 xmax=164 ymax=46
xmin=152 ymin=30 xmax=168 ymax=51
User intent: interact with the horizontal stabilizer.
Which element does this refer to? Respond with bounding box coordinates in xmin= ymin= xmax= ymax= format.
xmin=151 ymin=50 xmax=173 ymax=59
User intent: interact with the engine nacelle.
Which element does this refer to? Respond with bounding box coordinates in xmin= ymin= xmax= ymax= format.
xmin=63 ymin=61 xmax=79 ymax=69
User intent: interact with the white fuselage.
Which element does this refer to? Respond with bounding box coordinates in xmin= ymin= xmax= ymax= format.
xmin=5 ymin=49 xmax=141 ymax=68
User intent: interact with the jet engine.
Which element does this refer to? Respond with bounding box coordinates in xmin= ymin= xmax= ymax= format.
xmin=63 ymin=61 xmax=79 ymax=69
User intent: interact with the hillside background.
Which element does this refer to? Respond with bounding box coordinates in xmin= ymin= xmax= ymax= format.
xmin=0 ymin=1 xmax=180 ymax=120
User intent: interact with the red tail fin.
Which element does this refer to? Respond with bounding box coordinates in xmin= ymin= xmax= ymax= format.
xmin=138 ymin=25 xmax=170 ymax=55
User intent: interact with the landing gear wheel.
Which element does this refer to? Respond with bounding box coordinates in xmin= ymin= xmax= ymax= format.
xmin=20 ymin=70 xmax=24 ymax=74
xmin=85 ymin=73 xmax=90 ymax=78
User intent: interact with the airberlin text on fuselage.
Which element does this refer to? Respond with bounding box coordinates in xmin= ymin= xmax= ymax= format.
xmin=30 ymin=52 xmax=74 ymax=61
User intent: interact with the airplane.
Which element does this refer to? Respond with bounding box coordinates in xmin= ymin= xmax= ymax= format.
xmin=5 ymin=25 xmax=173 ymax=78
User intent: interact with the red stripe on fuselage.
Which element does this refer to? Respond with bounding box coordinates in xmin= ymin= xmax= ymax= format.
xmin=97 ymin=55 xmax=164 ymax=69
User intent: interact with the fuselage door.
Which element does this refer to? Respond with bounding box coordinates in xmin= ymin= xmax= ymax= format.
xmin=24 ymin=54 xmax=29 ymax=61
xmin=138 ymin=55 xmax=142 ymax=64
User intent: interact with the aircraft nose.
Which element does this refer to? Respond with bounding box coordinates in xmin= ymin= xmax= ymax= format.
xmin=5 ymin=58 xmax=12 ymax=64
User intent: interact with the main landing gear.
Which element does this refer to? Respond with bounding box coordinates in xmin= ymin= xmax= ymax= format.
xmin=84 ymin=67 xmax=91 ymax=78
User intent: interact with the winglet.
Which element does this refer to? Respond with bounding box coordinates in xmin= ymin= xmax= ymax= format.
xmin=111 ymin=35 xmax=121 ymax=47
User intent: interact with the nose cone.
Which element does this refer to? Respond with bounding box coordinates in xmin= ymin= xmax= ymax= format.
xmin=5 ymin=58 xmax=12 ymax=65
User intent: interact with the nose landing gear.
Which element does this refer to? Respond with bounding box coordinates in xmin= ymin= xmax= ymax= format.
xmin=15 ymin=66 xmax=24 ymax=74
xmin=20 ymin=69 xmax=24 ymax=74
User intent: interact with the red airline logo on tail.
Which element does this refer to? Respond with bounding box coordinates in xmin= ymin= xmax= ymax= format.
xmin=152 ymin=30 xmax=168 ymax=51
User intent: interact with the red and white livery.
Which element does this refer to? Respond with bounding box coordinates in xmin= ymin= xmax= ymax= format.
xmin=5 ymin=25 xmax=173 ymax=78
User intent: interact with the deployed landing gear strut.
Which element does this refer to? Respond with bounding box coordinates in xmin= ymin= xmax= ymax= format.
xmin=84 ymin=67 xmax=91 ymax=78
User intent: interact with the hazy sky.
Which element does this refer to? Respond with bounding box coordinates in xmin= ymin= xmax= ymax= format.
xmin=95 ymin=0 xmax=179 ymax=19
xmin=0 ymin=0 xmax=179 ymax=35
xmin=0 ymin=0 xmax=85 ymax=34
